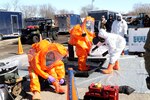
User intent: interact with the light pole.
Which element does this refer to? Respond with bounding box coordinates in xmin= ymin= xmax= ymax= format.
xmin=91 ymin=0 xmax=95 ymax=10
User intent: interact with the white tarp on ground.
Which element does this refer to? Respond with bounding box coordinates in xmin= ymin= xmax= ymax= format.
xmin=75 ymin=55 xmax=150 ymax=93
xmin=0 ymin=53 xmax=150 ymax=93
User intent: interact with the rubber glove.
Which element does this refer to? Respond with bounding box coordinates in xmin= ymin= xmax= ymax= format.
xmin=47 ymin=76 xmax=55 ymax=83
xmin=59 ymin=78 xmax=65 ymax=85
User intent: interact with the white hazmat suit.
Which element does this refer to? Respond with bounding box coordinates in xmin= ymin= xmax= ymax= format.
xmin=111 ymin=13 xmax=128 ymax=37
xmin=98 ymin=29 xmax=126 ymax=74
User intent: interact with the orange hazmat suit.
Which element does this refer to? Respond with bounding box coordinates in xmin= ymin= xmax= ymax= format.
xmin=69 ymin=16 xmax=95 ymax=71
xmin=28 ymin=40 xmax=68 ymax=94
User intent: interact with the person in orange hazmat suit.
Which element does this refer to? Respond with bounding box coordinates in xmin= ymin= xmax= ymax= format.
xmin=28 ymin=40 xmax=68 ymax=100
xmin=68 ymin=16 xmax=95 ymax=71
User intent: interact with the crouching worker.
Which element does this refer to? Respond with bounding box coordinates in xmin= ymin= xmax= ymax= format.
xmin=68 ymin=16 xmax=95 ymax=71
xmin=28 ymin=40 xmax=68 ymax=100
xmin=94 ymin=29 xmax=126 ymax=74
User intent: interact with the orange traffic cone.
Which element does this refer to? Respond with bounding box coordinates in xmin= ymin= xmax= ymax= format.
xmin=17 ymin=37 xmax=24 ymax=55
xmin=39 ymin=34 xmax=42 ymax=41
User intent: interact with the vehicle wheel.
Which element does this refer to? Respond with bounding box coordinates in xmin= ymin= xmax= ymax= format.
xmin=20 ymin=37 xmax=26 ymax=44
xmin=138 ymin=53 xmax=144 ymax=57
xmin=52 ymin=31 xmax=58 ymax=40
xmin=0 ymin=34 xmax=3 ymax=41
xmin=32 ymin=35 xmax=40 ymax=43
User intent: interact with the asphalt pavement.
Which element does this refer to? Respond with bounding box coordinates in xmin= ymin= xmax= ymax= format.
xmin=0 ymin=38 xmax=18 ymax=46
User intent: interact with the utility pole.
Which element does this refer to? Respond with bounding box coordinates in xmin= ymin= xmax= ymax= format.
xmin=91 ymin=0 xmax=95 ymax=10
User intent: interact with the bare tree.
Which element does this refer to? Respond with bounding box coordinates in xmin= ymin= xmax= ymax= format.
xmin=57 ymin=9 xmax=70 ymax=14
xmin=1 ymin=0 xmax=19 ymax=11
xmin=20 ymin=5 xmax=37 ymax=18
xmin=38 ymin=4 xmax=56 ymax=19
xmin=128 ymin=3 xmax=150 ymax=16
xmin=3 ymin=3 xmax=11 ymax=11
xmin=55 ymin=9 xmax=75 ymax=15
xmin=80 ymin=4 xmax=98 ymax=18
xmin=12 ymin=0 xmax=19 ymax=11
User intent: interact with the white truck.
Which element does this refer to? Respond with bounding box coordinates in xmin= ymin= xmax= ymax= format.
xmin=128 ymin=28 xmax=149 ymax=55
xmin=125 ymin=13 xmax=150 ymax=56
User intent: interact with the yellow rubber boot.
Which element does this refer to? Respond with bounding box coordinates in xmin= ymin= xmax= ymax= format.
xmin=102 ymin=64 xmax=114 ymax=74
xmin=32 ymin=91 xmax=41 ymax=100
xmin=113 ymin=60 xmax=120 ymax=70
xmin=52 ymin=81 xmax=65 ymax=94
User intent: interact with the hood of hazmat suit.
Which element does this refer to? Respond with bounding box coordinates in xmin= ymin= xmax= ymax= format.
xmin=81 ymin=16 xmax=95 ymax=37
xmin=116 ymin=13 xmax=123 ymax=21
xmin=28 ymin=40 xmax=68 ymax=79
xmin=98 ymin=28 xmax=109 ymax=39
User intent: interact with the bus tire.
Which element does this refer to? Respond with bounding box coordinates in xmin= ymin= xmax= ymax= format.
xmin=32 ymin=35 xmax=40 ymax=43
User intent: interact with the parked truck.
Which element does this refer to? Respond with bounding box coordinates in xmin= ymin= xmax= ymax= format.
xmin=127 ymin=13 xmax=149 ymax=56
xmin=54 ymin=14 xmax=81 ymax=33
xmin=88 ymin=10 xmax=118 ymax=20
xmin=88 ymin=10 xmax=118 ymax=33
xmin=128 ymin=28 xmax=148 ymax=54
xmin=0 ymin=10 xmax=23 ymax=40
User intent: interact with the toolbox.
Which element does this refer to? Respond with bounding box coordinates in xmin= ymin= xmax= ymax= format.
xmin=84 ymin=83 xmax=119 ymax=100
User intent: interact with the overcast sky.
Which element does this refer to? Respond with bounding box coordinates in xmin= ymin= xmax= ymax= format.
xmin=0 ymin=0 xmax=150 ymax=14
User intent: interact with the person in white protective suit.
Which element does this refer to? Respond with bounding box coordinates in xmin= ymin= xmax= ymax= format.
xmin=111 ymin=13 xmax=128 ymax=38
xmin=96 ymin=29 xmax=126 ymax=74
xmin=111 ymin=13 xmax=128 ymax=55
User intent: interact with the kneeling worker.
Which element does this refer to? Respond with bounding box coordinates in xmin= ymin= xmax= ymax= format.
xmin=28 ymin=40 xmax=68 ymax=100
